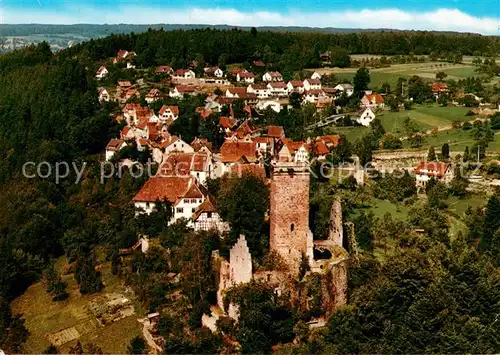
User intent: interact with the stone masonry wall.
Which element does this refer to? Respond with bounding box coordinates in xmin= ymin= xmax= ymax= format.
xmin=328 ymin=198 xmax=343 ymax=247
xmin=270 ymin=163 xmax=311 ymax=275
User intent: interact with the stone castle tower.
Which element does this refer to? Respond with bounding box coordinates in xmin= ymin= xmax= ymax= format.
xmin=270 ymin=161 xmax=313 ymax=274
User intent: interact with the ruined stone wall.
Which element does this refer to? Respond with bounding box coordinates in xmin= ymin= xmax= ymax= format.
xmin=229 ymin=235 xmax=252 ymax=286
xmin=328 ymin=198 xmax=343 ymax=247
xmin=216 ymin=235 xmax=253 ymax=312
xmin=270 ymin=162 xmax=312 ymax=274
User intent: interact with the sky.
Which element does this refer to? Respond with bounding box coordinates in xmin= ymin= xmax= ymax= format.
xmin=1 ymin=0 xmax=500 ymax=34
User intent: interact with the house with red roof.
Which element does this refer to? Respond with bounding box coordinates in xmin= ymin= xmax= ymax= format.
xmin=252 ymin=60 xmax=266 ymax=68
xmin=278 ymin=141 xmax=309 ymax=163
xmin=303 ymin=78 xmax=322 ymax=91
xmin=247 ymin=84 xmax=270 ymax=99
xmin=303 ymin=89 xmax=327 ymax=104
xmin=96 ymin=66 xmax=108 ymax=80
xmin=267 ymin=82 xmax=288 ymax=97
xmin=156 ymin=65 xmax=173 ymax=74
xmin=361 ymin=93 xmax=385 ymax=109
xmin=113 ymin=50 xmax=136 ymax=65
xmin=105 ymin=139 xmax=127 ymax=161
xmin=133 ymin=176 xmax=208 ymax=224
xmin=204 ymin=67 xmax=224 ymax=78
xmin=237 ymin=71 xmax=255 ymax=83
xmin=192 ymin=197 xmax=230 ymax=233
xmin=169 ymin=85 xmax=198 ymax=99
xmin=414 ymin=162 xmax=453 ymax=188
xmin=262 ymin=71 xmax=283 ymax=82
xmin=159 ymin=105 xmax=179 ymax=122
xmin=287 ymin=80 xmax=305 ymax=94
xmin=158 ymin=152 xmax=213 ymax=184
xmin=145 ymin=88 xmax=163 ymax=104
xmin=173 ymin=69 xmax=196 ymax=80
xmin=220 ymin=139 xmax=259 ymax=165
xmin=98 ymin=87 xmax=109 ymax=103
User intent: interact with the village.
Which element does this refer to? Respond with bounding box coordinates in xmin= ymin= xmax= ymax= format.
xmin=4 ymin=32 xmax=500 ymax=353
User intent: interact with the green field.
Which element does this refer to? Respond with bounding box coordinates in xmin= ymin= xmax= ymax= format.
xmin=330 ymin=104 xmax=474 ymax=144
xmin=366 ymin=198 xmax=410 ymax=220
xmin=323 ymin=62 xmax=484 ymax=89
xmin=379 ymin=105 xmax=472 ymax=134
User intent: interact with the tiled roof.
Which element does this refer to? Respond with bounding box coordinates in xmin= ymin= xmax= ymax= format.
xmin=133 ymin=176 xmax=195 ymax=203
xmin=156 ymin=65 xmax=172 ymax=73
xmin=220 ymin=140 xmax=257 ymax=163
xmin=268 ymin=82 xmax=287 ymax=89
xmin=229 ymin=164 xmax=266 ymax=179
xmin=106 ymin=139 xmax=125 ymax=151
xmin=288 ymin=80 xmax=304 ymax=87
xmin=267 ymin=125 xmax=285 ymax=138
xmin=192 ymin=196 xmax=218 ymax=221
xmin=414 ymin=162 xmax=450 ymax=178
xmin=239 ymin=72 xmax=255 ymax=78
xmin=219 ymin=116 xmax=238 ymax=129
xmin=158 ymin=152 xmax=209 ymax=176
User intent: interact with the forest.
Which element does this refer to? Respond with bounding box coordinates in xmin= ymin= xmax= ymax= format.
xmin=0 ymin=28 xmax=499 ymax=353
xmin=59 ymin=28 xmax=500 ymax=73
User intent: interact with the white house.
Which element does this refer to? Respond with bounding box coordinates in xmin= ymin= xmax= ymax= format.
xmin=133 ymin=176 xmax=207 ymax=226
xmin=303 ymin=79 xmax=322 ymax=91
xmin=334 ymin=83 xmax=354 ymax=97
xmin=237 ymin=72 xmax=255 ymax=83
xmin=95 ymin=66 xmax=108 ymax=80
xmin=256 ymin=99 xmax=282 ymax=113
xmin=262 ymin=71 xmax=283 ymax=82
xmin=414 ymin=162 xmax=454 ymax=189
xmin=98 ymin=87 xmax=110 ymax=102
xmin=105 ymin=139 xmax=127 ymax=161
xmin=357 ymin=108 xmax=376 ymax=127
xmin=311 ymin=71 xmax=322 ymax=80
xmin=287 ymin=80 xmax=305 ymax=94
xmin=169 ymin=85 xmax=197 ymax=99
xmin=158 ymin=152 xmax=212 ymax=185
xmin=267 ymin=82 xmax=288 ymax=97
xmin=192 ymin=198 xmax=229 ymax=233
xmin=145 ymin=88 xmax=162 ymax=104
xmin=303 ymin=89 xmax=326 ymax=104
xmin=361 ymin=93 xmax=385 ymax=109
xmin=247 ymin=84 xmax=270 ymax=99
xmin=161 ymin=137 xmax=194 ymax=155
xmin=278 ymin=141 xmax=309 ymax=163
xmin=126 ymin=62 xmax=136 ymax=69
xmin=159 ymin=105 xmax=179 ymax=122
xmin=173 ymin=69 xmax=196 ymax=80
xmin=205 ymin=67 xmax=224 ymax=78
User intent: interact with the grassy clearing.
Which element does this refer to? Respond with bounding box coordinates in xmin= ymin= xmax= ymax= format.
xmin=11 ymin=256 xmax=142 ymax=353
xmin=379 ymin=105 xmax=472 ymax=134
xmin=320 ymin=62 xmax=481 ymax=89
xmin=446 ymin=194 xmax=487 ymax=217
xmin=366 ymin=198 xmax=411 ymax=220
xmin=415 ymin=128 xmax=500 ymax=153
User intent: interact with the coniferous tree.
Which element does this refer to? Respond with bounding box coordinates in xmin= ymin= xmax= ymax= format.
xmin=427 ymin=146 xmax=437 ymax=161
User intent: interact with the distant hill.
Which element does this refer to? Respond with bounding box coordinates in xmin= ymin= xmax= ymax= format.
xmin=0 ymin=24 xmax=486 ymax=53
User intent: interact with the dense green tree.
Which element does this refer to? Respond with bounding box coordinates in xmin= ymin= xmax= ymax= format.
xmin=330 ymin=46 xmax=351 ymax=68
xmin=127 ymin=336 xmax=146 ymax=355
xmin=226 ymin=281 xmax=294 ymax=353
xmin=354 ymin=133 xmax=374 ymax=166
xmin=427 ymin=146 xmax=437 ymax=161
xmin=353 ymin=67 xmax=370 ymax=94
xmin=218 ymin=173 xmax=269 ymax=259
xmin=441 ymin=143 xmax=450 ymax=159
xmin=75 ymin=250 xmax=103 ymax=294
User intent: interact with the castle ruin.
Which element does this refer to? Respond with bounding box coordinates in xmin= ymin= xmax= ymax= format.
xmin=208 ymin=159 xmax=349 ymax=325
